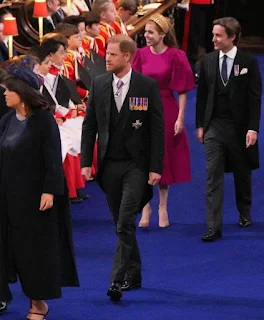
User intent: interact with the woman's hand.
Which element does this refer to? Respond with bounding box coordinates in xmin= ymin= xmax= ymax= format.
xmin=174 ymin=118 xmax=184 ymax=136
xmin=39 ymin=193 xmax=54 ymax=211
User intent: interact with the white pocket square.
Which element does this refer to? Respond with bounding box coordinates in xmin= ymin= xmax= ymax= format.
xmin=240 ymin=68 xmax=248 ymax=75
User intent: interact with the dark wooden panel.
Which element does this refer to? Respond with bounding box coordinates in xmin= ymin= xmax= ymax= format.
xmin=10 ymin=1 xmax=39 ymax=54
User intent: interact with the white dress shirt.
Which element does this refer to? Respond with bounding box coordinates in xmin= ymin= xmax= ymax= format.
xmin=46 ymin=16 xmax=55 ymax=29
xmin=112 ymin=69 xmax=132 ymax=107
xmin=219 ymin=46 xmax=237 ymax=80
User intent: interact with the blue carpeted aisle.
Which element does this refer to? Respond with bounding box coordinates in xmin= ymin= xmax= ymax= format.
xmin=3 ymin=55 xmax=264 ymax=320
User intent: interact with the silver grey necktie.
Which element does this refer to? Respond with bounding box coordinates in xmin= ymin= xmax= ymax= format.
xmin=115 ymin=79 xmax=124 ymax=112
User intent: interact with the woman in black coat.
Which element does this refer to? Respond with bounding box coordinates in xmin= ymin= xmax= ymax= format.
xmin=0 ymin=61 xmax=79 ymax=319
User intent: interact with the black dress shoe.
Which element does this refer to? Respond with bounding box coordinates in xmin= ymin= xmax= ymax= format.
xmin=0 ymin=301 xmax=8 ymax=314
xmin=202 ymin=229 xmax=222 ymax=242
xmin=70 ymin=197 xmax=83 ymax=204
xmin=77 ymin=191 xmax=89 ymax=200
xmin=121 ymin=275 xmax=142 ymax=291
xmin=106 ymin=283 xmax=122 ymax=301
xmin=239 ymin=216 xmax=252 ymax=228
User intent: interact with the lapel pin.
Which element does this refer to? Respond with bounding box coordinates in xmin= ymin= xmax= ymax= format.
xmin=234 ymin=64 xmax=239 ymax=76
xmin=132 ymin=119 xmax=142 ymax=129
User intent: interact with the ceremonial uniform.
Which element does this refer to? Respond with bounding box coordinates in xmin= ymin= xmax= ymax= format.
xmin=110 ymin=16 xmax=128 ymax=35
xmin=63 ymin=48 xmax=89 ymax=101
xmin=40 ymin=70 xmax=85 ymax=200
xmin=82 ymin=36 xmax=99 ymax=57
xmin=95 ymin=21 xmax=115 ymax=57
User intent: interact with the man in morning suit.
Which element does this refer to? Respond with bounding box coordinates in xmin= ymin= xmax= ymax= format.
xmin=196 ymin=17 xmax=262 ymax=242
xmin=81 ymin=34 xmax=164 ymax=301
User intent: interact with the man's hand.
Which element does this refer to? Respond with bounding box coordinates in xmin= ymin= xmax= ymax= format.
xmin=196 ymin=127 xmax=204 ymax=144
xmin=246 ymin=131 xmax=258 ymax=148
xmin=39 ymin=193 xmax=54 ymax=211
xmin=148 ymin=172 xmax=161 ymax=186
xmin=81 ymin=167 xmax=92 ymax=181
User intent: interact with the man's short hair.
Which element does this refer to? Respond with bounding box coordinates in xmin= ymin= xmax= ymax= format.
xmin=107 ymin=34 xmax=137 ymax=58
xmin=80 ymin=11 xmax=100 ymax=27
xmin=115 ymin=0 xmax=137 ymax=14
xmin=54 ymin=23 xmax=79 ymax=39
xmin=213 ymin=17 xmax=241 ymax=45
xmin=42 ymin=33 xmax=68 ymax=49
xmin=92 ymin=0 xmax=113 ymax=16
xmin=28 ymin=45 xmax=50 ymax=64
xmin=63 ymin=15 xmax=86 ymax=27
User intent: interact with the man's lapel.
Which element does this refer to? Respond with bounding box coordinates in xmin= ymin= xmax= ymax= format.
xmin=122 ymin=71 xmax=141 ymax=129
xmin=103 ymin=73 xmax=113 ymax=131
xmin=208 ymin=51 xmax=218 ymax=97
xmin=229 ymin=50 xmax=245 ymax=99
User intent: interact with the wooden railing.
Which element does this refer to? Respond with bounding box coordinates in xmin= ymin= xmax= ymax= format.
xmin=127 ymin=0 xmax=177 ymax=37
xmin=6 ymin=0 xmax=177 ymax=54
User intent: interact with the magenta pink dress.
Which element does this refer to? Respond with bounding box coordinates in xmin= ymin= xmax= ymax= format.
xmin=132 ymin=46 xmax=195 ymax=185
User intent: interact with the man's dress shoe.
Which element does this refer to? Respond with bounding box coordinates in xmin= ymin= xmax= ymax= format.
xmin=77 ymin=191 xmax=89 ymax=200
xmin=70 ymin=197 xmax=83 ymax=204
xmin=0 ymin=301 xmax=8 ymax=314
xmin=107 ymin=283 xmax=122 ymax=301
xmin=202 ymin=229 xmax=222 ymax=242
xmin=121 ymin=276 xmax=142 ymax=291
xmin=239 ymin=216 xmax=252 ymax=228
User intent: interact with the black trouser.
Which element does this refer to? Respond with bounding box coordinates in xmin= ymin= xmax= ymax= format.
xmin=101 ymin=160 xmax=147 ymax=284
xmin=204 ymin=120 xmax=252 ymax=231
xmin=187 ymin=4 xmax=214 ymax=75
xmin=0 ymin=249 xmax=12 ymax=302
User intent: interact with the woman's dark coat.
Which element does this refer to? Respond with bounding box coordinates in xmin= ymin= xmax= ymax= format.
xmin=0 ymin=109 xmax=79 ymax=300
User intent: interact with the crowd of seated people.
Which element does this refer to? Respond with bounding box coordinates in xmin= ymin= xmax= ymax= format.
xmin=0 ymin=0 xmax=137 ymax=204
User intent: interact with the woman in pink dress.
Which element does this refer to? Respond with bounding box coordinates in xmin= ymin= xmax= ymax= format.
xmin=132 ymin=13 xmax=195 ymax=228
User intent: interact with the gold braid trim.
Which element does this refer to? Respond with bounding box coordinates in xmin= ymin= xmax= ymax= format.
xmin=148 ymin=13 xmax=171 ymax=34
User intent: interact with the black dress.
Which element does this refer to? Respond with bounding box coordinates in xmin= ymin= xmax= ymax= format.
xmin=0 ymin=110 xmax=79 ymax=301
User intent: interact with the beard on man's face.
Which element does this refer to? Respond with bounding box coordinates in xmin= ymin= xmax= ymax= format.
xmin=106 ymin=63 xmax=124 ymax=74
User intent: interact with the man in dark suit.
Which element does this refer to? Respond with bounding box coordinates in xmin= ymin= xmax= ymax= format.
xmin=27 ymin=0 xmax=62 ymax=35
xmin=196 ymin=17 xmax=262 ymax=242
xmin=81 ymin=34 xmax=164 ymax=301
xmin=0 ymin=7 xmax=18 ymax=64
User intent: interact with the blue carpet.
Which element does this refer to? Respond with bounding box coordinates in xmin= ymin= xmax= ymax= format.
xmin=3 ymin=55 xmax=264 ymax=320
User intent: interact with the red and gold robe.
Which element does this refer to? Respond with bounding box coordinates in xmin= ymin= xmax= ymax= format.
xmin=95 ymin=21 xmax=115 ymax=57
xmin=82 ymin=35 xmax=99 ymax=57
xmin=110 ymin=16 xmax=128 ymax=35
xmin=63 ymin=48 xmax=89 ymax=101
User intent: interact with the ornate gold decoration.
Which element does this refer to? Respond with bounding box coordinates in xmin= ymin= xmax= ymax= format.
xmin=137 ymin=0 xmax=144 ymax=16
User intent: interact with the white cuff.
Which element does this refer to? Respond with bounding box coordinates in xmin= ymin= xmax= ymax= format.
xmin=55 ymin=105 xmax=69 ymax=117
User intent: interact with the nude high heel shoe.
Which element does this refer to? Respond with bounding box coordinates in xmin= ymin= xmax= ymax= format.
xmin=158 ymin=206 xmax=169 ymax=228
xmin=138 ymin=204 xmax=152 ymax=228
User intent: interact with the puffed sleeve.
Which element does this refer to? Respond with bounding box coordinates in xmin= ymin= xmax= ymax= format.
xmin=132 ymin=49 xmax=142 ymax=73
xmin=169 ymin=49 xmax=195 ymax=93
